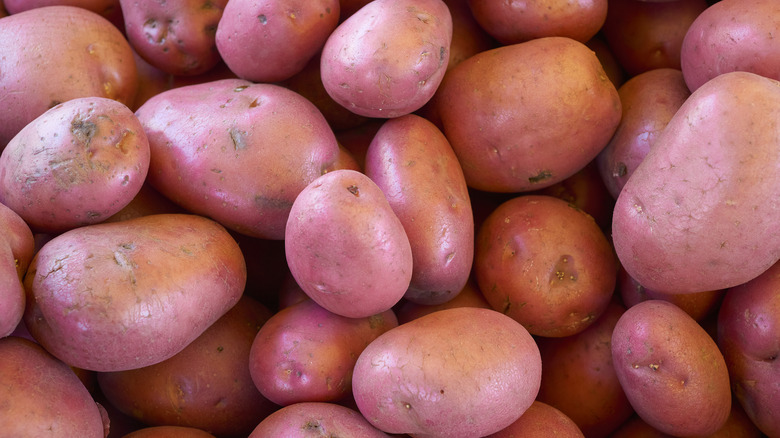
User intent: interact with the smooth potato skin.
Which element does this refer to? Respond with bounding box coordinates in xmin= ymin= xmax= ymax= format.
xmin=365 ymin=114 xmax=473 ymax=305
xmin=122 ymin=426 xmax=217 ymax=438
xmin=4 ymin=0 xmax=123 ymax=27
xmin=352 ymin=307 xmax=542 ymax=438
xmin=248 ymin=402 xmax=391 ymax=437
xmin=0 ymin=97 xmax=150 ymax=233
xmin=611 ymin=300 xmax=731 ymax=437
xmin=436 ymin=37 xmax=621 ymax=192
xmin=320 ymin=0 xmax=453 ymax=118
xmin=23 ymin=214 xmax=246 ymax=372
xmin=612 ymin=72 xmax=780 ymax=294
xmin=0 ymin=336 xmax=107 ymax=437
xmin=485 ymin=401 xmax=584 ymax=438
xmin=0 ymin=203 xmax=34 ymax=337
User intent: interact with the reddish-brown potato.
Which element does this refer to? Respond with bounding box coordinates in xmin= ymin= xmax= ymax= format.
xmin=248 ymin=402 xmax=391 ymax=437
xmin=485 ymin=401 xmax=585 ymax=438
xmin=393 ymin=276 xmax=491 ymax=325
xmin=122 ymin=426 xmax=217 ymax=438
xmin=0 ymin=203 xmax=34 ymax=337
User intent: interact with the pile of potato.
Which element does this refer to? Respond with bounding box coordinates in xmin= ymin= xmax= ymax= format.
xmin=0 ymin=0 xmax=778 ymax=437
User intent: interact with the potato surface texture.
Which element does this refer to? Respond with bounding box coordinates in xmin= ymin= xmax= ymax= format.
xmin=248 ymin=402 xmax=391 ymax=437
xmin=351 ymin=307 xmax=542 ymax=438
xmin=22 ymin=214 xmax=246 ymax=372
xmin=436 ymin=36 xmax=621 ymax=192
xmin=320 ymin=0 xmax=452 ymax=118
xmin=136 ymin=79 xmax=341 ymax=240
xmin=612 ymin=71 xmax=780 ymax=294
xmin=0 ymin=203 xmax=34 ymax=337
xmin=285 ymin=169 xmax=412 ymax=318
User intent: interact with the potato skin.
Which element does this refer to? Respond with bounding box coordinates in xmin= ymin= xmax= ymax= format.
xmin=23 ymin=214 xmax=246 ymax=372
xmin=320 ymin=0 xmax=453 ymax=118
xmin=485 ymin=401 xmax=584 ymax=438
xmin=365 ymin=114 xmax=473 ymax=305
xmin=4 ymin=0 xmax=123 ymax=27
xmin=611 ymin=300 xmax=731 ymax=436
xmin=0 ymin=203 xmax=34 ymax=337
xmin=285 ymin=169 xmax=413 ymax=318
xmin=352 ymin=307 xmax=542 ymax=438
xmin=612 ymin=71 xmax=780 ymax=294
xmin=0 ymin=97 xmax=150 ymax=233
xmin=248 ymin=402 xmax=391 ymax=437
xmin=136 ymin=79 xmax=341 ymax=240
xmin=0 ymin=5 xmax=137 ymax=148
xmin=436 ymin=36 xmax=621 ymax=192
xmin=122 ymin=426 xmax=217 ymax=438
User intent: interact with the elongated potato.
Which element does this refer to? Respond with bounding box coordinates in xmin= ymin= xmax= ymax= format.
xmin=23 ymin=214 xmax=246 ymax=372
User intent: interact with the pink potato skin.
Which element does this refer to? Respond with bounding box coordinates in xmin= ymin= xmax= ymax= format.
xmin=352 ymin=307 xmax=542 ymax=438
xmin=4 ymin=0 xmax=123 ymax=27
xmin=365 ymin=114 xmax=473 ymax=305
xmin=681 ymin=0 xmax=780 ymax=92
xmin=248 ymin=402 xmax=391 ymax=437
xmin=0 ymin=336 xmax=107 ymax=437
xmin=136 ymin=79 xmax=341 ymax=240
xmin=0 ymin=5 xmax=138 ymax=149
xmin=612 ymin=71 xmax=780 ymax=294
xmin=320 ymin=0 xmax=453 ymax=118
xmin=611 ymin=300 xmax=732 ymax=437
xmin=0 ymin=203 xmax=34 ymax=337
xmin=485 ymin=401 xmax=584 ymax=438
xmin=717 ymin=261 xmax=780 ymax=438
xmin=23 ymin=214 xmax=246 ymax=372
xmin=0 ymin=97 xmax=150 ymax=233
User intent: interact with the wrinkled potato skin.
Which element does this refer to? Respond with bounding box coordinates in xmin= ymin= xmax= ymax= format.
xmin=485 ymin=401 xmax=584 ymax=438
xmin=0 ymin=97 xmax=150 ymax=233
xmin=320 ymin=0 xmax=453 ymax=118
xmin=120 ymin=0 xmax=227 ymax=76
xmin=248 ymin=402 xmax=391 ymax=437
xmin=612 ymin=72 xmax=780 ymax=294
xmin=0 ymin=336 xmax=107 ymax=437
xmin=23 ymin=214 xmax=246 ymax=372
xmin=717 ymin=262 xmax=780 ymax=438
xmin=365 ymin=114 xmax=473 ymax=305
xmin=611 ymin=300 xmax=732 ymax=437
xmin=436 ymin=37 xmax=621 ymax=192
xmin=137 ymin=79 xmax=341 ymax=240
xmin=0 ymin=6 xmax=137 ymax=149
xmin=352 ymin=307 xmax=542 ymax=438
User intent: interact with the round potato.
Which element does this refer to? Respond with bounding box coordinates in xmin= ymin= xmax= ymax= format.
xmin=0 ymin=202 xmax=35 ymax=337
xmin=248 ymin=402 xmax=391 ymax=437
xmin=485 ymin=401 xmax=584 ymax=438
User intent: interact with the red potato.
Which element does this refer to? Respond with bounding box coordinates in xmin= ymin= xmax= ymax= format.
xmin=352 ymin=307 xmax=542 ymax=437
xmin=393 ymin=276 xmax=491 ymax=325
xmin=0 ymin=5 xmax=138 ymax=149
xmin=120 ymin=0 xmax=227 ymax=76
xmin=216 ymin=0 xmax=340 ymax=83
xmin=4 ymin=0 xmax=123 ymax=28
xmin=0 ymin=203 xmax=34 ymax=337
xmin=0 ymin=336 xmax=109 ymax=437
xmin=611 ymin=300 xmax=732 ymax=436
xmin=248 ymin=402 xmax=391 ymax=437
xmin=320 ymin=0 xmax=453 ymax=118
xmin=0 ymin=97 xmax=150 ymax=233
xmin=122 ymin=426 xmax=216 ymax=438
xmin=485 ymin=401 xmax=584 ymax=438
xmin=365 ymin=114 xmax=473 ymax=305
xmin=23 ymin=214 xmax=246 ymax=372
xmin=136 ymin=79 xmax=341 ymax=240
xmin=436 ymin=36 xmax=621 ymax=193
xmin=612 ymin=71 xmax=780 ymax=294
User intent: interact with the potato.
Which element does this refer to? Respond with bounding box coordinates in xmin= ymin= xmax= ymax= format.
xmin=4 ymin=0 xmax=123 ymax=28
xmin=136 ymin=79 xmax=341 ymax=240
xmin=681 ymin=0 xmax=780 ymax=92
xmin=97 ymin=296 xmax=277 ymax=437
xmin=0 ymin=97 xmax=150 ymax=233
xmin=612 ymin=71 xmax=780 ymax=294
xmin=611 ymin=300 xmax=731 ymax=436
xmin=248 ymin=298 xmax=397 ymax=406
xmin=0 ymin=202 xmax=34 ymax=337
xmin=351 ymin=307 xmax=542 ymax=437
xmin=23 ymin=213 xmax=246 ymax=372
xmin=435 ymin=36 xmax=621 ymax=192
xmin=475 ymin=195 xmax=617 ymax=337
xmin=717 ymin=261 xmax=780 ymax=437
xmin=216 ymin=0 xmax=340 ymax=83
xmin=120 ymin=0 xmax=227 ymax=76
xmin=393 ymin=276 xmax=491 ymax=325
xmin=485 ymin=401 xmax=584 ymax=438
xmin=122 ymin=426 xmax=216 ymax=438
xmin=285 ymin=169 xmax=413 ymax=318
xmin=320 ymin=0 xmax=453 ymax=118
xmin=0 ymin=336 xmax=108 ymax=437
xmin=0 ymin=5 xmax=137 ymax=148
xmin=365 ymin=114 xmax=473 ymax=305
xmin=248 ymin=402 xmax=391 ymax=437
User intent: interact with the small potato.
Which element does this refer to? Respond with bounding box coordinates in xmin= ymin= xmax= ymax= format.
xmin=611 ymin=300 xmax=731 ymax=436
xmin=352 ymin=307 xmax=542 ymax=438
xmin=285 ymin=169 xmax=413 ymax=318
xmin=23 ymin=214 xmax=246 ymax=372
xmin=0 ymin=97 xmax=150 ymax=233
xmin=485 ymin=401 xmax=584 ymax=438
xmin=320 ymin=0 xmax=453 ymax=118
xmin=248 ymin=402 xmax=391 ymax=437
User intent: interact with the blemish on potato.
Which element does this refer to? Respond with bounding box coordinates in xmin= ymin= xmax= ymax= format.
xmin=613 ymin=162 xmax=628 ymax=178
xmin=528 ymin=170 xmax=552 ymax=184
xmin=71 ymin=118 xmax=98 ymax=147
xmin=649 ymin=363 xmax=660 ymax=371
xmin=347 ymin=185 xmax=360 ymax=196
xmin=258 ymin=14 xmax=267 ymax=25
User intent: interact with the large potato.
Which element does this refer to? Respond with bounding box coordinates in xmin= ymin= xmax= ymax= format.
xmin=436 ymin=36 xmax=621 ymax=192
xmin=612 ymin=71 xmax=780 ymax=294
xmin=352 ymin=307 xmax=542 ymax=437
xmin=23 ymin=214 xmax=246 ymax=372
xmin=0 ymin=97 xmax=150 ymax=233
xmin=136 ymin=79 xmax=341 ymax=240
xmin=0 ymin=5 xmax=137 ymax=148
